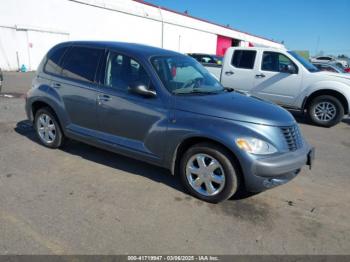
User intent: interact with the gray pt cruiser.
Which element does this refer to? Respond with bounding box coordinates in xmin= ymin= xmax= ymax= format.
xmin=25 ymin=41 xmax=315 ymax=203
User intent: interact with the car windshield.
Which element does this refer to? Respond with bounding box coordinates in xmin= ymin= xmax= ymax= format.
xmin=288 ymin=51 xmax=319 ymax=72
xmin=151 ymin=55 xmax=224 ymax=95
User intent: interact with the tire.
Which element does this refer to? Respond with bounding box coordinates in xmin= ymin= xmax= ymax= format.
xmin=179 ymin=142 xmax=240 ymax=203
xmin=307 ymin=95 xmax=344 ymax=127
xmin=34 ymin=107 xmax=64 ymax=148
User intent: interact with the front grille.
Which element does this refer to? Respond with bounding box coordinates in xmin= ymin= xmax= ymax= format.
xmin=280 ymin=125 xmax=302 ymax=151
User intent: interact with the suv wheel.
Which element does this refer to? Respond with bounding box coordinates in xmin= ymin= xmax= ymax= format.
xmin=180 ymin=143 xmax=240 ymax=203
xmin=307 ymin=95 xmax=344 ymax=127
xmin=34 ymin=107 xmax=64 ymax=148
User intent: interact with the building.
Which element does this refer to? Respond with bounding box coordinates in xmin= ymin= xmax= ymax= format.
xmin=0 ymin=0 xmax=284 ymax=71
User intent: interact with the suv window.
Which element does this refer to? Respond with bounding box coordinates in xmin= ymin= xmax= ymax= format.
xmin=61 ymin=46 xmax=103 ymax=83
xmin=231 ymin=50 xmax=256 ymax=69
xmin=104 ymin=51 xmax=150 ymax=90
xmin=44 ymin=46 xmax=69 ymax=75
xmin=199 ymin=55 xmax=216 ymax=64
xmin=262 ymin=52 xmax=297 ymax=73
xmin=318 ymin=57 xmax=331 ymax=61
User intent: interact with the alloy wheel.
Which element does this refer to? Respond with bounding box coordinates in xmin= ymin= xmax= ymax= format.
xmin=185 ymin=153 xmax=226 ymax=197
xmin=36 ymin=113 xmax=56 ymax=144
xmin=314 ymin=101 xmax=337 ymax=122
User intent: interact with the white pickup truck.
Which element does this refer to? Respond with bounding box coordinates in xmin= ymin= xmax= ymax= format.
xmin=206 ymin=47 xmax=350 ymax=127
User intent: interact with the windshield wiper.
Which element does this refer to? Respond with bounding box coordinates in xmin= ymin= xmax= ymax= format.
xmin=175 ymin=89 xmax=221 ymax=95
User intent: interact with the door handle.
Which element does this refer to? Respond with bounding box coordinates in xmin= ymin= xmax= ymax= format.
xmin=52 ymin=82 xmax=61 ymax=88
xmin=225 ymin=71 xmax=234 ymax=76
xmin=256 ymin=73 xmax=266 ymax=78
xmin=97 ymin=94 xmax=111 ymax=102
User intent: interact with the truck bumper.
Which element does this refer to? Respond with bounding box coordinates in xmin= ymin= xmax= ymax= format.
xmin=243 ymin=144 xmax=315 ymax=192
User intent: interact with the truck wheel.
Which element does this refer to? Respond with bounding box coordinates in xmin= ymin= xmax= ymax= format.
xmin=34 ymin=107 xmax=64 ymax=148
xmin=307 ymin=95 xmax=344 ymax=127
xmin=179 ymin=142 xmax=240 ymax=203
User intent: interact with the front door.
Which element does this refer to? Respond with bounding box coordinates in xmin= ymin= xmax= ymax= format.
xmin=252 ymin=51 xmax=303 ymax=106
xmin=96 ymin=51 xmax=167 ymax=161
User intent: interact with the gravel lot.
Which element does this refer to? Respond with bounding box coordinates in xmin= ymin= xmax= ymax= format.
xmin=0 ymin=72 xmax=350 ymax=255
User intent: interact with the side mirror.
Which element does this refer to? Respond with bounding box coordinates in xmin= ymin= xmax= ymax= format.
xmin=128 ymin=82 xmax=156 ymax=98
xmin=286 ymin=64 xmax=297 ymax=74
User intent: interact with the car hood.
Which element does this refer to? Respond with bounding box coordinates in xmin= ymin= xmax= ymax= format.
xmin=174 ymin=92 xmax=296 ymax=127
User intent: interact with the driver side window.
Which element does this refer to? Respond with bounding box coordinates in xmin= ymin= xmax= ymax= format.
xmin=104 ymin=52 xmax=150 ymax=91
xmin=262 ymin=52 xmax=298 ymax=73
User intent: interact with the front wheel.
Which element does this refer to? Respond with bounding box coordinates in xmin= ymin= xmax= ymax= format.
xmin=179 ymin=143 xmax=240 ymax=203
xmin=307 ymin=95 xmax=344 ymax=127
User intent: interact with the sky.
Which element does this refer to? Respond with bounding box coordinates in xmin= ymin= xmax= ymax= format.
xmin=146 ymin=0 xmax=350 ymax=57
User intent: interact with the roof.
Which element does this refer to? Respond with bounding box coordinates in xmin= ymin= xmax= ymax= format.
xmin=228 ymin=46 xmax=287 ymax=52
xmin=54 ymin=41 xmax=182 ymax=58
xmin=133 ymin=0 xmax=280 ymax=45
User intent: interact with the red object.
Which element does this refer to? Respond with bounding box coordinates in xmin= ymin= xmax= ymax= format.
xmin=171 ymin=66 xmax=177 ymax=77
xmin=216 ymin=35 xmax=232 ymax=56
xmin=248 ymin=42 xmax=254 ymax=47
xmin=344 ymin=68 xmax=350 ymax=73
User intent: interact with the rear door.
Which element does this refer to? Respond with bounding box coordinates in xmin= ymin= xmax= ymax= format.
xmin=252 ymin=51 xmax=303 ymax=106
xmin=56 ymin=45 xmax=104 ymax=132
xmin=220 ymin=49 xmax=258 ymax=92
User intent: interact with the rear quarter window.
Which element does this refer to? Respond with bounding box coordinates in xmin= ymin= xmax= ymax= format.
xmin=61 ymin=46 xmax=104 ymax=83
xmin=231 ymin=50 xmax=256 ymax=69
xmin=44 ymin=46 xmax=69 ymax=75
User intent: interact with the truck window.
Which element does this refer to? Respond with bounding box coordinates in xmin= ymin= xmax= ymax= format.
xmin=262 ymin=52 xmax=298 ymax=73
xmin=44 ymin=46 xmax=69 ymax=76
xmin=61 ymin=46 xmax=104 ymax=83
xmin=231 ymin=50 xmax=256 ymax=69
xmin=104 ymin=51 xmax=150 ymax=90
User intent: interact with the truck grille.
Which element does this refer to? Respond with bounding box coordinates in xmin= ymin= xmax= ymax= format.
xmin=280 ymin=125 xmax=302 ymax=151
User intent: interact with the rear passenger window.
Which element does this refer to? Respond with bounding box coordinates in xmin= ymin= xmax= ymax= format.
xmin=231 ymin=50 xmax=256 ymax=69
xmin=61 ymin=46 xmax=103 ymax=83
xmin=44 ymin=46 xmax=68 ymax=75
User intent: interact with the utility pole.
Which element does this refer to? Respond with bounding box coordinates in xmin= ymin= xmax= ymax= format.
xmin=315 ymin=36 xmax=320 ymax=56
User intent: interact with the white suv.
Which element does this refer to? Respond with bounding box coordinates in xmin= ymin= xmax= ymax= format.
xmin=310 ymin=56 xmax=348 ymax=68
xmin=206 ymin=47 xmax=350 ymax=127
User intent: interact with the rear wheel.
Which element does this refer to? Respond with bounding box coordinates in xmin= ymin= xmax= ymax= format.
xmin=307 ymin=95 xmax=344 ymax=127
xmin=34 ymin=107 xmax=64 ymax=148
xmin=179 ymin=142 xmax=240 ymax=203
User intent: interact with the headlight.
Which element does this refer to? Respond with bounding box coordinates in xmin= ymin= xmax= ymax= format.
xmin=236 ymin=137 xmax=277 ymax=155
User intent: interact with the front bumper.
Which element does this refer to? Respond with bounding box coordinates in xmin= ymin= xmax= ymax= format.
xmin=244 ymin=144 xmax=315 ymax=192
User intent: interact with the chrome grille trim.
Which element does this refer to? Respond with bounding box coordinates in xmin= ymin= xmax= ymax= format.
xmin=280 ymin=125 xmax=302 ymax=151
